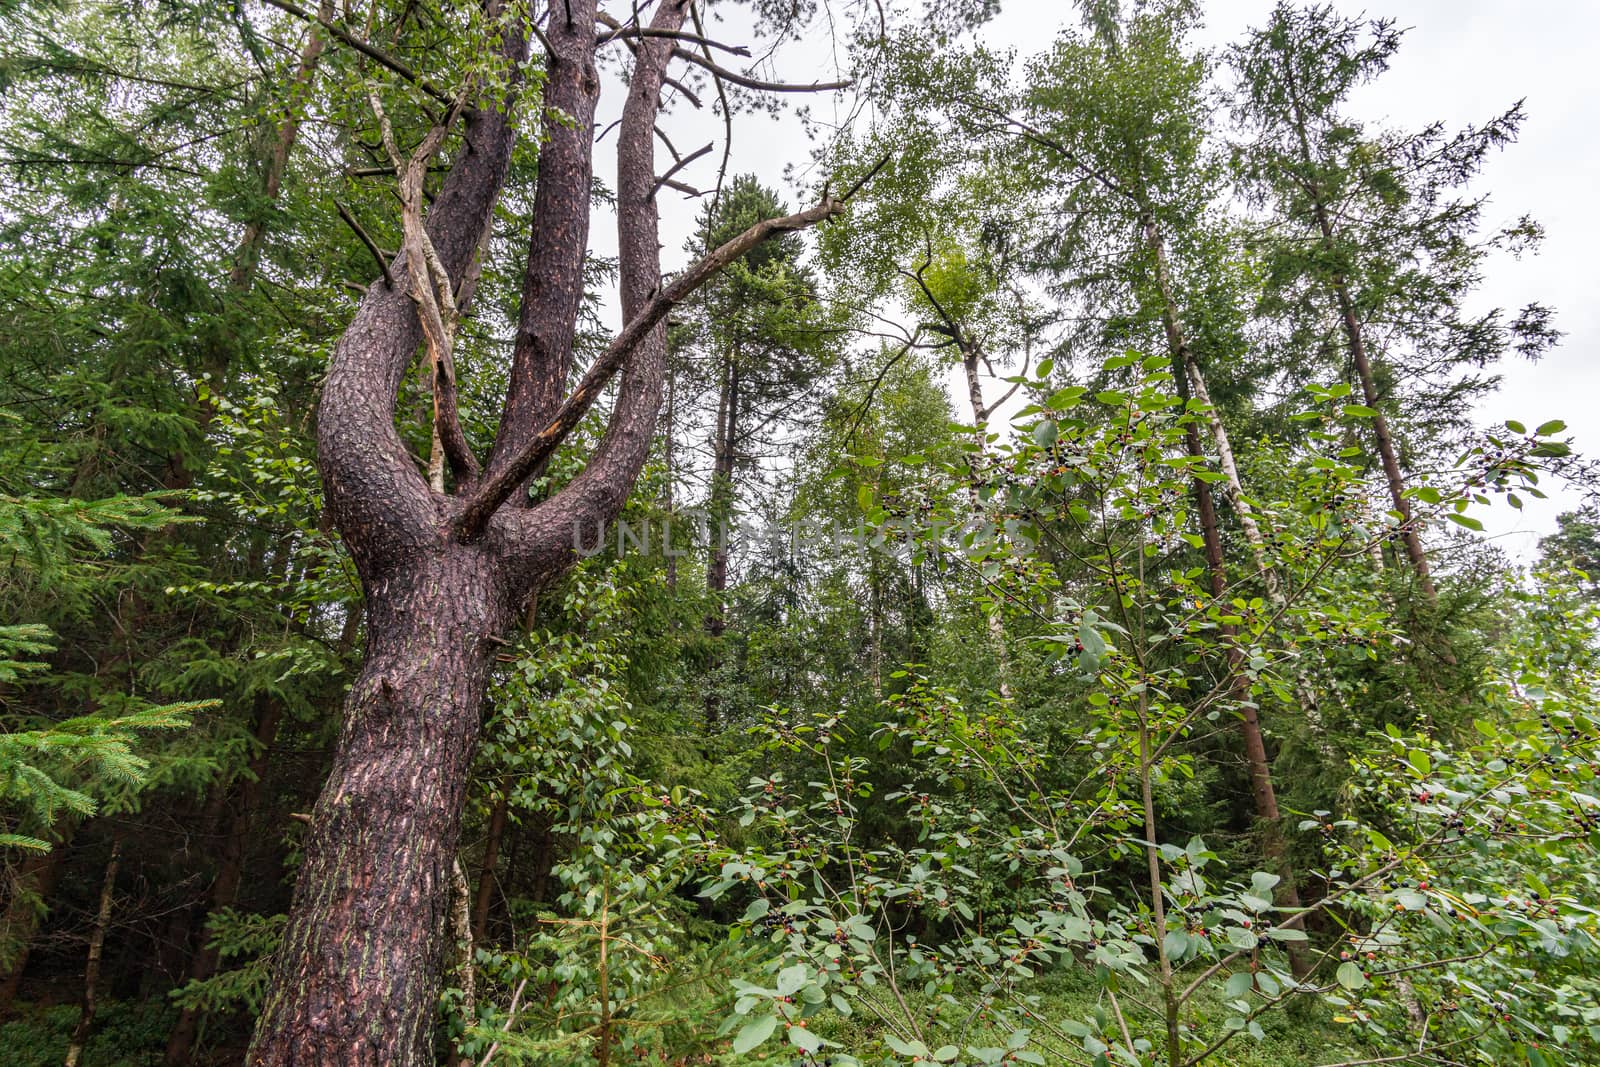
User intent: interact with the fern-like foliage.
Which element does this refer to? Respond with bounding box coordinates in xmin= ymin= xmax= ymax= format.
xmin=0 ymin=691 xmax=213 ymax=850
xmin=0 ymin=624 xmax=54 ymax=686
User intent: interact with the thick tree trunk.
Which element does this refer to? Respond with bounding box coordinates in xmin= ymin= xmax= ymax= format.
xmin=247 ymin=3 xmax=833 ymax=1057
xmin=248 ymin=551 xmax=514 ymax=1065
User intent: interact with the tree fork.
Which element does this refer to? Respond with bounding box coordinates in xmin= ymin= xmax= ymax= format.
xmin=247 ymin=2 xmax=849 ymax=1060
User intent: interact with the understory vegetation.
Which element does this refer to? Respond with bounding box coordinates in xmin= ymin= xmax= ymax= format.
xmin=1 ymin=0 xmax=1597 ymax=1064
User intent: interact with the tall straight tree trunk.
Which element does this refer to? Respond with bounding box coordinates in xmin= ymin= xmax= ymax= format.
xmin=165 ymin=3 xmax=331 ymax=491
xmin=955 ymin=345 xmax=1014 ymax=701
xmin=227 ymin=4 xmax=330 ymax=294
xmin=3 ymin=23 xmax=336 ymax=1013
xmin=1184 ymin=347 xmax=1331 ymax=745
xmin=1327 ymin=271 xmax=1436 ymax=600
xmin=869 ymin=561 xmax=884 ymax=701
xmin=470 ymin=790 xmax=510 ymax=945
xmin=1280 ymin=54 xmax=1437 ymax=601
xmin=704 ymin=354 xmax=739 ymax=724
xmin=1181 ymin=364 xmax=1281 ymax=604
xmin=64 ymin=838 xmax=120 ymax=1067
xmin=1145 ymin=218 xmax=1309 ymax=976
xmin=664 ymin=370 xmax=679 ymax=589
xmin=152 ymin=20 xmax=335 ymax=1039
xmin=707 ymin=354 xmax=739 ymax=608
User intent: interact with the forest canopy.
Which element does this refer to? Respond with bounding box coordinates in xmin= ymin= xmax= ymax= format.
xmin=0 ymin=1 xmax=1596 ymax=1065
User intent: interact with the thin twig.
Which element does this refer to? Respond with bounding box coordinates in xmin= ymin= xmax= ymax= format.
xmin=596 ymin=25 xmax=751 ymax=56
xmin=476 ymin=977 xmax=529 ymax=1067
xmin=335 ymin=200 xmax=394 ymax=289
xmin=671 ymin=47 xmax=852 ymax=93
xmin=649 ymin=141 xmax=712 ymax=198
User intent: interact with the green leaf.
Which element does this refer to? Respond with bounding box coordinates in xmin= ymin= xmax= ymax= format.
xmin=1226 ymin=926 xmax=1259 ymax=950
xmin=732 ymin=1014 xmax=777 ymax=1054
xmin=1342 ymin=404 xmax=1379 ymax=417
xmin=1032 ymin=419 xmax=1059 ymax=448
xmin=1163 ymin=929 xmax=1190 ymax=959
xmin=789 ymin=1025 xmax=823 ymax=1053
xmin=777 ymin=963 xmax=806 ymax=995
xmin=1336 ymin=961 xmax=1368 ymax=990
xmin=886 ymin=1035 xmax=931 ymax=1058
xmin=1536 ymin=420 xmax=1567 ymax=436
xmin=1446 ymin=513 xmax=1484 ymax=532
xmin=1048 ymin=386 xmax=1088 ymax=410
xmin=1250 ymin=871 xmax=1281 ymax=896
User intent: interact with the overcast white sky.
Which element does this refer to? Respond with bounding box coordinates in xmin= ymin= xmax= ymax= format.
xmin=596 ymin=0 xmax=1599 ymax=560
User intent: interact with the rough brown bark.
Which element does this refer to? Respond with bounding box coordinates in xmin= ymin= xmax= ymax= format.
xmin=247 ymin=13 xmax=537 ymax=1061
xmin=247 ymin=2 xmax=843 ymax=1061
xmin=248 ymin=551 xmax=516 ymax=1065
xmin=486 ymin=0 xmax=602 ymax=488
